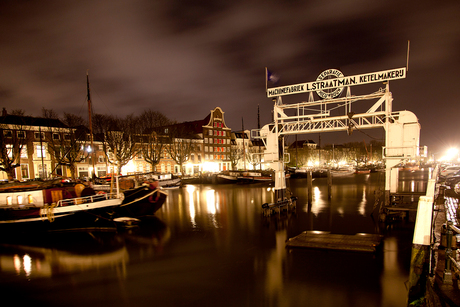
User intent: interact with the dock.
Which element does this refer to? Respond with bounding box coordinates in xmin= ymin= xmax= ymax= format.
xmin=286 ymin=231 xmax=383 ymax=253
xmin=377 ymin=191 xmax=424 ymax=222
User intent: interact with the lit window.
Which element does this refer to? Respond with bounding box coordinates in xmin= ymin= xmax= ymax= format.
xmin=36 ymin=145 xmax=46 ymax=158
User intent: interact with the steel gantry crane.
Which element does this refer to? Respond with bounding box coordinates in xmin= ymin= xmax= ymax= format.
xmin=252 ymin=67 xmax=425 ymax=208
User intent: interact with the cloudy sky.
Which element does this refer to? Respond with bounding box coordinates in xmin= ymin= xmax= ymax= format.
xmin=0 ymin=0 xmax=459 ymax=154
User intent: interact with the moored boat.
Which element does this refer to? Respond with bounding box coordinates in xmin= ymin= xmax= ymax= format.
xmin=116 ymin=181 xmax=167 ymax=218
xmin=237 ymin=171 xmax=273 ymax=184
xmin=0 ymin=179 xmax=122 ymax=231
xmin=331 ymin=168 xmax=355 ymax=177
xmin=355 ymin=167 xmax=371 ymax=174
xmin=216 ymin=171 xmax=239 ymax=184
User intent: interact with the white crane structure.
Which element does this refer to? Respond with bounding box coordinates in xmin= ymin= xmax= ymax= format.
xmin=252 ymin=67 xmax=425 ymax=206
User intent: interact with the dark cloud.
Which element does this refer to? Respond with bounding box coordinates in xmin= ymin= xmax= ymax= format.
xmin=0 ymin=0 xmax=459 ymax=153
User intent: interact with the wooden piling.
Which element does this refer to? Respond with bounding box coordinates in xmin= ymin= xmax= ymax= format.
xmin=307 ymin=171 xmax=312 ymax=204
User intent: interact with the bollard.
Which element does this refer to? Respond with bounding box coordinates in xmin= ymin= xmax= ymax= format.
xmin=443 ymin=220 xmax=453 ymax=284
xmin=327 ymin=169 xmax=332 ymax=199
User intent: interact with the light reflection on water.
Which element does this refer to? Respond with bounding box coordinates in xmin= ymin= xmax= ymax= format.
xmin=0 ymin=172 xmax=423 ymax=307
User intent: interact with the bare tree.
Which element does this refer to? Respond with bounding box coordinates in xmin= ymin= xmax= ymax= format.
xmin=229 ymin=144 xmax=242 ymax=170
xmin=0 ymin=116 xmax=28 ymax=180
xmin=140 ymin=132 xmax=166 ymax=172
xmin=10 ymin=109 xmax=26 ymax=116
xmin=45 ymin=125 xmax=89 ymax=179
xmin=62 ymin=112 xmax=87 ymax=128
xmin=138 ymin=110 xmax=172 ymax=172
xmin=165 ymin=125 xmax=194 ymax=175
xmin=96 ymin=114 xmax=139 ymax=174
xmin=139 ymin=109 xmax=173 ymax=128
xmin=42 ymin=108 xmax=59 ymax=119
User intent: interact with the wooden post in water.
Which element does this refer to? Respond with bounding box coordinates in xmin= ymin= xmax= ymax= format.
xmin=307 ymin=171 xmax=312 ymax=205
xmin=327 ymin=169 xmax=332 ymax=199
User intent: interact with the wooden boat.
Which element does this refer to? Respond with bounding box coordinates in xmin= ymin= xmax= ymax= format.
xmin=0 ymin=176 xmax=168 ymax=230
xmin=116 ymin=181 xmax=167 ymax=218
xmin=355 ymin=168 xmax=371 ymax=174
xmin=0 ymin=179 xmax=122 ymax=229
xmin=237 ymin=171 xmax=273 ymax=183
xmin=216 ymin=171 xmax=239 ymax=184
xmin=331 ymin=168 xmax=355 ymax=177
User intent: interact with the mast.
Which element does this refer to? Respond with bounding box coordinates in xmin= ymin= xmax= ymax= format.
xmin=242 ymin=117 xmax=246 ymax=170
xmin=87 ymin=71 xmax=96 ymax=180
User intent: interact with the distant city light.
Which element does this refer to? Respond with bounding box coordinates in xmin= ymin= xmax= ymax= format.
xmin=439 ymin=147 xmax=459 ymax=162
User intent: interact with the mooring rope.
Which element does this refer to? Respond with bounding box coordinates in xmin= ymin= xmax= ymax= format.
xmin=41 ymin=203 xmax=57 ymax=222
xmin=120 ymin=188 xmax=166 ymax=207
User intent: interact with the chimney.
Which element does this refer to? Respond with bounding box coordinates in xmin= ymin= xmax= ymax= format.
xmin=2 ymin=108 xmax=7 ymax=116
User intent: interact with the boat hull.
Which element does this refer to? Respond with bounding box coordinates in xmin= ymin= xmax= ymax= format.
xmin=116 ymin=186 xmax=167 ymax=218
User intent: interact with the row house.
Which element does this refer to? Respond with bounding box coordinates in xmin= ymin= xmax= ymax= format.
xmin=0 ymin=113 xmax=74 ymax=180
xmin=0 ymin=107 xmax=259 ymax=180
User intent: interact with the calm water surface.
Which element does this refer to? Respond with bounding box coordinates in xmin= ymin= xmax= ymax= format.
xmin=0 ymin=172 xmax=423 ymax=307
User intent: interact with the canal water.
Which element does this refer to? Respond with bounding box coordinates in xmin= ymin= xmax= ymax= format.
xmin=0 ymin=171 xmax=423 ymax=307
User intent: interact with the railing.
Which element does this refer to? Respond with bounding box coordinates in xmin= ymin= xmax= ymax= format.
xmin=57 ymin=193 xmax=117 ymax=207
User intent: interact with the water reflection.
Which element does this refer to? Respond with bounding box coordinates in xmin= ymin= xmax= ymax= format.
xmin=358 ymin=188 xmax=367 ymax=216
xmin=0 ymin=173 xmax=421 ymax=307
xmin=0 ymin=217 xmax=169 ymax=281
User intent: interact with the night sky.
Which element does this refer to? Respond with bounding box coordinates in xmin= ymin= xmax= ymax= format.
xmin=0 ymin=0 xmax=459 ymax=154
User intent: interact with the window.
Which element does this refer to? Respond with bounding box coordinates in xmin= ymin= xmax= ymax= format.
xmin=36 ymin=145 xmax=46 ymax=158
xmin=17 ymin=131 xmax=26 ymax=139
xmin=3 ymin=130 xmax=12 ymax=138
xmin=98 ymin=156 xmax=105 ymax=163
xmin=20 ymin=146 xmax=27 ymax=158
xmin=52 ymin=133 xmax=60 ymax=140
xmin=21 ymin=164 xmax=29 ymax=179
xmin=64 ymin=134 xmax=71 ymax=140
xmin=208 ymin=130 xmax=213 ymax=136
xmin=6 ymin=144 xmax=13 ymax=158
xmin=34 ymin=132 xmax=44 ymax=140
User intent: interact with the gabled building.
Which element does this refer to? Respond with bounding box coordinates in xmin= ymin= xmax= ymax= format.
xmin=152 ymin=107 xmax=232 ymax=174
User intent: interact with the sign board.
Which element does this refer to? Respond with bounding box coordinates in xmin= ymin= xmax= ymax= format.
xmin=267 ymin=67 xmax=406 ymax=98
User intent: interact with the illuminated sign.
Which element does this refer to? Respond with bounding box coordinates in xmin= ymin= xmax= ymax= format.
xmin=267 ymin=67 xmax=406 ymax=98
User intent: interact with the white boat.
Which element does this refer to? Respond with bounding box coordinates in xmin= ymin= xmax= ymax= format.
xmin=331 ymin=168 xmax=355 ymax=177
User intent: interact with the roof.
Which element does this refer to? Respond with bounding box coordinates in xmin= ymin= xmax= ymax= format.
xmin=289 ymin=140 xmax=317 ymax=148
xmin=154 ymin=114 xmax=211 ymax=138
xmin=0 ymin=115 xmax=69 ymax=129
